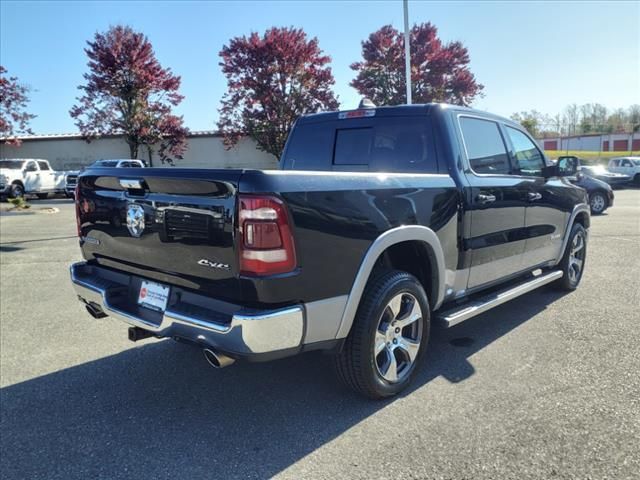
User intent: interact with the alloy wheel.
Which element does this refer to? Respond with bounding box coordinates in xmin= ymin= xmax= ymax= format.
xmin=568 ymin=231 xmax=586 ymax=284
xmin=590 ymin=194 xmax=605 ymax=214
xmin=374 ymin=293 xmax=423 ymax=383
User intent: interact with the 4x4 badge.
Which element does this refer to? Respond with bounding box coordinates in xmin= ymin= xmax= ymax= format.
xmin=198 ymin=258 xmax=230 ymax=270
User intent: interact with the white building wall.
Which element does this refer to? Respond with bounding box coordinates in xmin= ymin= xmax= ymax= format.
xmin=0 ymin=134 xmax=278 ymax=171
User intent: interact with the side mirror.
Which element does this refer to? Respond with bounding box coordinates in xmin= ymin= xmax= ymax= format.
xmin=557 ymin=157 xmax=578 ymax=176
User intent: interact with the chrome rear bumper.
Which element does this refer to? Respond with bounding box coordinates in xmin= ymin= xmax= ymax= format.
xmin=70 ymin=262 xmax=304 ymax=357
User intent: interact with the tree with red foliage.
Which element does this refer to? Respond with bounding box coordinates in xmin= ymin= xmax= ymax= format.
xmin=218 ymin=27 xmax=339 ymax=159
xmin=351 ymin=23 xmax=483 ymax=107
xmin=0 ymin=66 xmax=36 ymax=145
xmin=70 ymin=25 xmax=188 ymax=165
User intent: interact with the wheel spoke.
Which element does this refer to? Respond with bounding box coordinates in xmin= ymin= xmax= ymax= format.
xmin=572 ymin=234 xmax=584 ymax=255
xmin=397 ymin=299 xmax=421 ymax=328
xmin=397 ymin=338 xmax=420 ymax=362
xmin=383 ymin=348 xmax=398 ymax=382
xmin=387 ymin=294 xmax=403 ymax=320
xmin=375 ymin=331 xmax=387 ymax=356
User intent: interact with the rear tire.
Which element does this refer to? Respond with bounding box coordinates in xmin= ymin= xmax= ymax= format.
xmin=334 ymin=270 xmax=430 ymax=399
xmin=589 ymin=191 xmax=607 ymax=214
xmin=554 ymin=223 xmax=587 ymax=291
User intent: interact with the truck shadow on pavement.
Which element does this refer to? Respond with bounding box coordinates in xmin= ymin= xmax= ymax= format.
xmin=0 ymin=288 xmax=564 ymax=480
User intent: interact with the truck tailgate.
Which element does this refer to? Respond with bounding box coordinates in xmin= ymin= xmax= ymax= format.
xmin=77 ymin=168 xmax=243 ymax=300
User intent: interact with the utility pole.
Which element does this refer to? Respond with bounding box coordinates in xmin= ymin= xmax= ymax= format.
xmin=403 ymin=0 xmax=412 ymax=105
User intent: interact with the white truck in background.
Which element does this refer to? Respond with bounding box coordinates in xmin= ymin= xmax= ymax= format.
xmin=0 ymin=159 xmax=67 ymax=199
xmin=608 ymin=157 xmax=640 ymax=185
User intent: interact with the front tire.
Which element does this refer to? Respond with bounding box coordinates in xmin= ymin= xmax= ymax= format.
xmin=589 ymin=191 xmax=607 ymax=214
xmin=9 ymin=183 xmax=24 ymax=199
xmin=334 ymin=270 xmax=430 ymax=399
xmin=554 ymin=223 xmax=587 ymax=291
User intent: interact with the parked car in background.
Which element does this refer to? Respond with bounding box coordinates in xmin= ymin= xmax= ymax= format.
xmin=0 ymin=158 xmax=66 ymax=199
xmin=579 ymin=165 xmax=630 ymax=187
xmin=556 ymin=155 xmax=630 ymax=187
xmin=568 ymin=170 xmax=614 ymax=214
xmin=608 ymin=157 xmax=640 ymax=185
xmin=65 ymin=159 xmax=146 ymax=197
xmin=70 ymin=103 xmax=591 ymax=399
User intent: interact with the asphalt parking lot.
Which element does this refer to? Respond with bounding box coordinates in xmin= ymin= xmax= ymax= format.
xmin=1 ymin=191 xmax=639 ymax=480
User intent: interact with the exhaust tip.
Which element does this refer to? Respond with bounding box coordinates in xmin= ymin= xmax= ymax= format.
xmin=203 ymin=348 xmax=235 ymax=369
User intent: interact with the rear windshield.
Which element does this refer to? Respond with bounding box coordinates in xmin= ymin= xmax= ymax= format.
xmin=92 ymin=160 xmax=119 ymax=168
xmin=282 ymin=116 xmax=438 ymax=173
xmin=0 ymin=160 xmax=25 ymax=169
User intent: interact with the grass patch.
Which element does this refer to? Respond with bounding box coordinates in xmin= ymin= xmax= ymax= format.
xmin=544 ymin=150 xmax=638 ymax=165
xmin=6 ymin=197 xmax=31 ymax=210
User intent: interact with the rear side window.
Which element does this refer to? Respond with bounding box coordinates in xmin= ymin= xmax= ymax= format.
xmin=505 ymin=127 xmax=545 ymax=176
xmin=460 ymin=117 xmax=510 ymax=175
xmin=37 ymin=161 xmax=50 ymax=171
xmin=610 ymin=160 xmax=619 ymax=167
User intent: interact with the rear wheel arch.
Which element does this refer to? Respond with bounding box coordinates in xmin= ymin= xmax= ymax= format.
xmin=374 ymin=240 xmax=439 ymax=311
xmin=335 ymin=226 xmax=446 ymax=339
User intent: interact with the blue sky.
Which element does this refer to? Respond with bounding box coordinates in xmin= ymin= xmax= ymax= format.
xmin=1 ymin=0 xmax=638 ymax=134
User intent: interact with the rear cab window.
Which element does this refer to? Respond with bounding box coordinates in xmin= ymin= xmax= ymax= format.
xmin=282 ymin=114 xmax=439 ymax=173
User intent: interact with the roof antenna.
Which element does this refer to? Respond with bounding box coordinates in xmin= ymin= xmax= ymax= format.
xmin=359 ymin=98 xmax=376 ymax=109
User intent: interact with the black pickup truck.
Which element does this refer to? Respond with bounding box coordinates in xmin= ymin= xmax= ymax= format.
xmin=70 ymin=103 xmax=590 ymax=399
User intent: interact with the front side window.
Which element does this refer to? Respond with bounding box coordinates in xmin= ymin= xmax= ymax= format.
xmin=505 ymin=127 xmax=545 ymax=176
xmin=37 ymin=161 xmax=50 ymax=171
xmin=621 ymin=159 xmax=632 ymax=167
xmin=459 ymin=117 xmax=511 ymax=175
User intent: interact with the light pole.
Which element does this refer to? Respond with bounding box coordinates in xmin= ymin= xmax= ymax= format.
xmin=403 ymin=0 xmax=412 ymax=105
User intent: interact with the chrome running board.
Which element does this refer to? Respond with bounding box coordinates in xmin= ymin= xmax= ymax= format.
xmin=437 ymin=270 xmax=563 ymax=328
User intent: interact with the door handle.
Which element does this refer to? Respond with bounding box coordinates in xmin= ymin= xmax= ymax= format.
xmin=477 ymin=194 xmax=496 ymax=204
xmin=528 ymin=192 xmax=542 ymax=201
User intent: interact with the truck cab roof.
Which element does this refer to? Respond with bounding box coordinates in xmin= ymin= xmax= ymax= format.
xmin=297 ymin=102 xmax=518 ymax=128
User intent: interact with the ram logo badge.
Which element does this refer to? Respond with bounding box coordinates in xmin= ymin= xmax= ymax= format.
xmin=198 ymin=258 xmax=231 ymax=270
xmin=126 ymin=204 xmax=145 ymax=238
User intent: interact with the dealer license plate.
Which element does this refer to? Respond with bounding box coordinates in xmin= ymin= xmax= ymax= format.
xmin=138 ymin=280 xmax=170 ymax=312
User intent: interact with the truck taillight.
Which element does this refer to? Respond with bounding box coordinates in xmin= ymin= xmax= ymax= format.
xmin=74 ymin=184 xmax=81 ymax=237
xmin=238 ymin=194 xmax=297 ymax=276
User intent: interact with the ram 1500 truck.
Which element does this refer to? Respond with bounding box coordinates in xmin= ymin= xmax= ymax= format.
xmin=70 ymin=103 xmax=590 ymax=399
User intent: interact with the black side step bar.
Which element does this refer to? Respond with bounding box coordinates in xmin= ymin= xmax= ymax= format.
xmin=436 ymin=270 xmax=563 ymax=328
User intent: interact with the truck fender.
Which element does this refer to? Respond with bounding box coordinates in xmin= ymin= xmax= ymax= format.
xmin=555 ymin=203 xmax=590 ymax=264
xmin=334 ymin=225 xmax=446 ymax=339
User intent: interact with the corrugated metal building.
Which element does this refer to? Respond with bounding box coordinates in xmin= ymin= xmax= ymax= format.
xmin=538 ymin=132 xmax=640 ymax=152
xmin=0 ymin=131 xmax=278 ymax=171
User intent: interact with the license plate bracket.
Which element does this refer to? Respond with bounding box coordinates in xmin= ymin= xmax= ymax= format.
xmin=138 ymin=280 xmax=170 ymax=312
